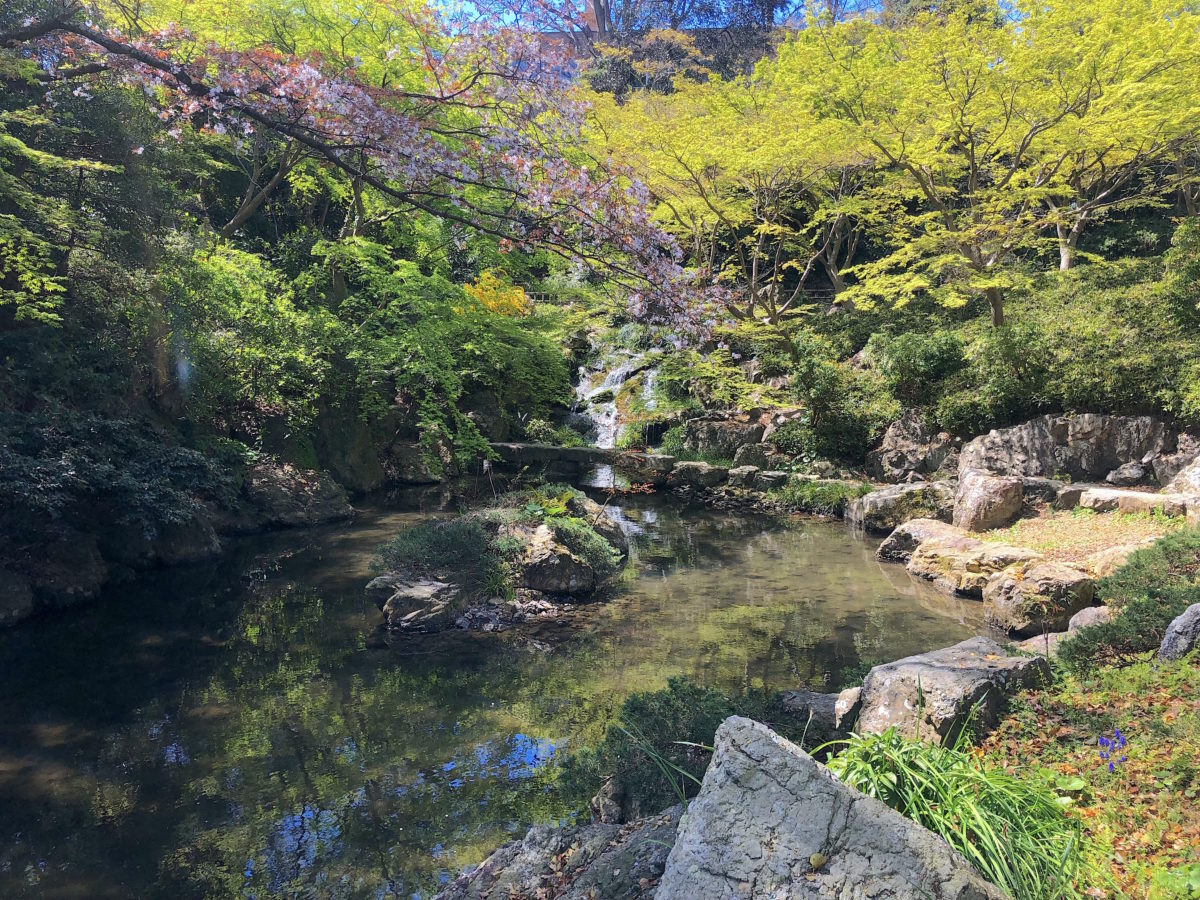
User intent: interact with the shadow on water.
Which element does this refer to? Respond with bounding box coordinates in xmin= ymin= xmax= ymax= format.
xmin=0 ymin=491 xmax=984 ymax=899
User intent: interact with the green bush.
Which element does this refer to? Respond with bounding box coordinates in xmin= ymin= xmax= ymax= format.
xmin=774 ymin=478 xmax=873 ymax=516
xmin=548 ymin=516 xmax=623 ymax=581
xmin=866 ymin=330 xmax=966 ymax=403
xmin=1058 ymin=527 xmax=1200 ymax=674
xmin=826 ymin=729 xmax=1082 ymax=900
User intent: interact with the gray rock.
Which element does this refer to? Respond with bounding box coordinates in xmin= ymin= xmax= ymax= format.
xmin=682 ymin=418 xmax=765 ymax=458
xmin=857 ymin=637 xmax=1050 ymax=744
xmin=243 ymin=461 xmax=354 ymax=527
xmin=1157 ymin=432 xmax=1200 ymax=488
xmin=1055 ymin=485 xmax=1085 ymax=510
xmin=906 ymin=537 xmax=1041 ymax=597
xmin=757 ymin=470 xmax=792 ymax=490
xmin=732 ymin=442 xmax=773 ymax=469
xmin=953 ymin=469 xmax=1024 ymax=532
xmin=656 ymin=717 xmax=1005 ymax=900
xmin=521 ymin=524 xmax=598 ymax=594
xmin=1160 ymin=603 xmax=1200 ymax=661
xmin=437 ymin=806 xmax=682 ymax=900
xmin=617 ymin=453 xmax=676 ymax=486
xmin=727 ymin=465 xmax=760 ymax=488
xmin=959 ymin=414 xmax=1173 ymax=481
xmin=983 ymin=562 xmax=1096 ymax=637
xmin=1020 ymin=476 xmax=1067 ymax=502
xmin=1167 ymin=456 xmax=1200 ymax=495
xmin=1012 ymin=631 xmax=1069 ymax=659
xmin=844 ymin=481 xmax=955 ymax=534
xmin=388 ymin=441 xmax=443 ymax=484
xmin=668 ymin=460 xmax=729 ymax=489
xmin=866 ymin=410 xmax=960 ymax=483
xmin=876 ymin=518 xmax=966 ymax=563
xmin=1106 ymin=462 xmax=1148 ymax=486
xmin=1069 ymin=605 xmax=1115 ymax=631
xmin=1078 ymin=487 xmax=1188 ymax=517
xmin=835 ymin=686 xmax=862 ymax=730
xmin=370 ymin=575 xmax=461 ymax=631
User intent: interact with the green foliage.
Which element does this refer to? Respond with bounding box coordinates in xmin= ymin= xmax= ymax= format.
xmin=773 ymin=478 xmax=872 ymax=516
xmin=1058 ymin=527 xmax=1200 ymax=674
xmin=865 ymin=331 xmax=966 ymax=404
xmin=826 ymin=729 xmax=1082 ymax=900
xmin=657 ymin=349 xmax=781 ymax=410
xmin=548 ymin=517 xmax=623 ymax=582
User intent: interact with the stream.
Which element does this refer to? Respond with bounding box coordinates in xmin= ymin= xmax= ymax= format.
xmin=0 ymin=491 xmax=984 ymax=899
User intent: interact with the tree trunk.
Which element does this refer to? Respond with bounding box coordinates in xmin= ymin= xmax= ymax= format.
xmin=1057 ymin=219 xmax=1084 ymax=271
xmin=986 ymin=286 xmax=1004 ymax=328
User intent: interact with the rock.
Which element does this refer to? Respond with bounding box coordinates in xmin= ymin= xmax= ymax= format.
xmin=877 ymin=518 xmax=967 ymax=563
xmin=97 ymin=509 xmax=222 ymax=568
xmin=1013 ymin=631 xmax=1069 ymax=659
xmin=27 ymin=532 xmax=109 ymax=609
xmin=1020 ymin=476 xmax=1067 ymax=503
xmin=1082 ymin=540 xmax=1157 ymax=578
xmin=866 ymin=410 xmax=960 ymax=483
xmin=727 ymin=465 xmax=760 ymax=488
xmin=521 ymin=524 xmax=598 ymax=594
xmin=311 ymin=404 xmax=386 ymax=493
xmin=1069 ymin=605 xmax=1115 ymax=631
xmin=1078 ymin=487 xmax=1188 ymax=517
xmin=0 ymin=569 xmax=35 ymax=626
xmin=1160 ymin=604 xmax=1200 ymax=661
xmin=668 ymin=461 xmax=728 ymax=489
xmin=617 ymin=453 xmax=676 ymax=486
xmin=387 ymin=441 xmax=443 ymax=484
xmin=370 ymin=575 xmax=461 ymax=631
xmin=953 ymin=469 xmax=1024 ymax=532
xmin=732 ymin=442 xmax=773 ymax=469
xmin=437 ymin=806 xmax=682 ymax=900
xmin=565 ymin=494 xmax=630 ymax=559
xmin=856 ymin=637 xmax=1050 ymax=744
xmin=1167 ymin=456 xmax=1200 ymax=495
xmin=1055 ymin=485 xmax=1085 ymax=510
xmin=757 ymin=470 xmax=791 ymax=490
xmin=1157 ymin=432 xmax=1200 ymax=488
xmin=907 ymin=537 xmax=1042 ymax=597
xmin=780 ymin=689 xmax=840 ymax=732
xmin=959 ymin=413 xmax=1173 ymax=481
xmin=982 ymin=562 xmax=1096 ymax=637
xmin=1106 ymin=462 xmax=1148 ymax=486
xmin=835 ymin=686 xmax=862 ymax=730
xmin=656 ymin=717 xmax=1005 ymax=900
xmin=243 ymin=461 xmax=354 ymax=527
xmin=589 ymin=777 xmax=623 ymax=825
xmin=462 ymin=389 xmax=510 ymax=441
xmin=844 ymin=481 xmax=955 ymax=534
xmin=682 ymin=418 xmax=765 ymax=458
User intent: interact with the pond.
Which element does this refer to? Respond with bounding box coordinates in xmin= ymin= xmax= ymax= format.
xmin=0 ymin=492 xmax=985 ymax=899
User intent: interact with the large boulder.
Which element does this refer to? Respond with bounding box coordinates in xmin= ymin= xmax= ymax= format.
xmin=437 ymin=807 xmax=682 ymax=900
xmin=521 ymin=524 xmax=600 ymax=594
xmin=953 ymin=469 xmax=1024 ymax=532
xmin=907 ymin=538 xmax=1042 ymax=597
xmin=1156 ymin=431 xmax=1200 ymax=487
xmin=1167 ymin=456 xmax=1200 ymax=495
xmin=682 ymin=418 xmax=765 ymax=459
xmin=1106 ymin=462 xmax=1148 ymax=486
xmin=982 ymin=562 xmax=1096 ymax=637
xmin=656 ymin=717 xmax=1005 ymax=900
xmin=866 ymin=410 xmax=960 ymax=483
xmin=877 ymin=518 xmax=967 ymax=563
xmin=856 ymin=637 xmax=1050 ymax=744
xmin=732 ymin=442 xmax=781 ymax=470
xmin=1069 ymin=605 xmax=1115 ymax=631
xmin=1159 ymin=604 xmax=1200 ymax=661
xmin=1081 ymin=539 xmax=1157 ymax=578
xmin=959 ymin=414 xmax=1173 ymax=481
xmin=26 ymin=531 xmax=109 ymax=610
xmin=387 ymin=441 xmax=444 ymax=485
xmin=243 ymin=461 xmax=354 ymax=527
xmin=727 ymin=465 xmax=760 ymax=488
xmin=616 ymin=453 xmax=676 ymax=486
xmin=844 ymin=481 xmax=955 ymax=534
xmin=668 ymin=460 xmax=729 ymax=489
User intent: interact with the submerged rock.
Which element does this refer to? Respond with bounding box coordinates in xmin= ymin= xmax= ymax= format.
xmin=844 ymin=481 xmax=955 ymax=534
xmin=436 ymin=806 xmax=682 ymax=900
xmin=856 ymin=637 xmax=1049 ymax=744
xmin=656 ymin=717 xmax=1005 ymax=900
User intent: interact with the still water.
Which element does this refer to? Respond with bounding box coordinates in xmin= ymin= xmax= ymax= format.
xmin=0 ymin=492 xmax=984 ymax=898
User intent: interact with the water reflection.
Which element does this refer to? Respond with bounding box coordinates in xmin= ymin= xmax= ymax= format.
xmin=0 ymin=493 xmax=983 ymax=898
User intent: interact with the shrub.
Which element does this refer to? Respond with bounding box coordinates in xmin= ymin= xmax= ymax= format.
xmin=826 ymin=729 xmax=1082 ymax=900
xmin=774 ymin=478 xmax=873 ymax=516
xmin=374 ymin=516 xmax=502 ymax=587
xmin=866 ymin=330 xmax=966 ymax=403
xmin=1058 ymin=527 xmax=1200 ymax=674
xmin=548 ymin=516 xmax=623 ymax=582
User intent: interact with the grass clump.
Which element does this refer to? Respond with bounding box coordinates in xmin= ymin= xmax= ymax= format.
xmin=549 ymin=516 xmax=622 ymax=582
xmin=1058 ymin=526 xmax=1200 ymax=674
xmin=774 ymin=478 xmax=873 ymax=516
xmin=826 ymin=729 xmax=1082 ymax=900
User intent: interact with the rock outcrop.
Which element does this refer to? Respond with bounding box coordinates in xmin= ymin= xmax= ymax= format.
xmin=953 ymin=470 xmax=1024 ymax=532
xmin=368 ymin=575 xmax=461 ymax=631
xmin=866 ymin=411 xmax=960 ymax=483
xmin=436 ymin=807 xmax=682 ymax=900
xmin=682 ymin=418 xmax=765 ymax=459
xmin=876 ymin=518 xmax=966 ymax=563
xmin=982 ymin=562 xmax=1095 ymax=637
xmin=856 ymin=637 xmax=1050 ymax=744
xmin=656 ymin=717 xmax=1005 ymax=900
xmin=1167 ymin=457 xmax=1200 ymax=496
xmin=959 ymin=414 xmax=1173 ymax=482
xmin=1160 ymin=604 xmax=1200 ymax=661
xmin=906 ymin=537 xmax=1041 ymax=597
xmin=243 ymin=461 xmax=354 ymax=527
xmin=668 ymin=460 xmax=729 ymax=489
xmin=1077 ymin=487 xmax=1190 ymax=517
xmin=845 ymin=482 xmax=955 ymax=534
